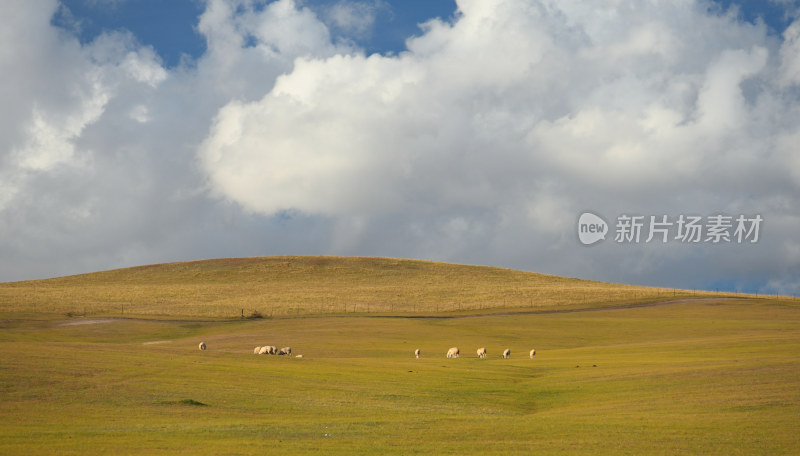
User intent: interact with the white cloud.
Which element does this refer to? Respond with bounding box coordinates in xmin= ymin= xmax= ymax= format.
xmin=0 ymin=1 xmax=174 ymax=222
xmin=779 ymin=20 xmax=800 ymax=85
xmin=1 ymin=0 xmax=799 ymax=295
xmin=696 ymin=46 xmax=768 ymax=132
xmin=320 ymin=0 xmax=388 ymax=40
xmin=198 ymin=0 xmax=800 ymax=290
xmin=0 ymin=0 xmax=361 ymax=281
xmin=195 ymin=0 xmax=350 ymax=101
xmin=199 ymin=0 xmax=794 ymax=216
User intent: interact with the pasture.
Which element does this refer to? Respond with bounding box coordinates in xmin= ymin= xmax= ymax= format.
xmin=1 ymin=297 xmax=798 ymax=455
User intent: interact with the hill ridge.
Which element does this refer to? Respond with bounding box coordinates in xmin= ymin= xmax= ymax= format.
xmin=0 ymin=256 xmax=729 ymax=318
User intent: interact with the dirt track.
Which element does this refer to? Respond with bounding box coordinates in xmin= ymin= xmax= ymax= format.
xmin=44 ymin=297 xmax=744 ymax=326
xmin=390 ymin=297 xmax=744 ymax=319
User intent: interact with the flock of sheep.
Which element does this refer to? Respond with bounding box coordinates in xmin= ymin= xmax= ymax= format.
xmin=253 ymin=345 xmax=299 ymax=357
xmin=198 ymin=342 xmax=536 ymax=360
xmin=199 ymin=342 xmax=300 ymax=356
xmin=428 ymin=347 xmax=536 ymax=359
xmin=198 ymin=342 xmax=303 ymax=358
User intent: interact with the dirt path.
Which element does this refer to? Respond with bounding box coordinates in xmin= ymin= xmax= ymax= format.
xmin=490 ymin=296 xmax=736 ymax=315
xmin=385 ymin=297 xmax=743 ymax=320
xmin=57 ymin=318 xmax=121 ymax=326
xmin=54 ymin=317 xmax=222 ymax=327
xmin=45 ymin=297 xmax=742 ymax=326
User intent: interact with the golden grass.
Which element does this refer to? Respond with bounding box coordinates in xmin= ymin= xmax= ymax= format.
xmin=0 ymin=298 xmax=798 ymax=455
xmin=0 ymin=256 xmax=758 ymax=318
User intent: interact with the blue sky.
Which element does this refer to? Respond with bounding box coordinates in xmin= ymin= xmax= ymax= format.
xmin=55 ymin=0 xmax=460 ymax=66
xmin=54 ymin=0 xmax=794 ymax=66
xmin=2 ymin=0 xmax=800 ymax=295
xmin=53 ymin=1 xmax=209 ymax=67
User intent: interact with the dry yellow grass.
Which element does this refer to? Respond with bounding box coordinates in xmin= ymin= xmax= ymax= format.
xmin=1 ymin=298 xmax=798 ymax=455
xmin=0 ymin=256 xmax=743 ymax=318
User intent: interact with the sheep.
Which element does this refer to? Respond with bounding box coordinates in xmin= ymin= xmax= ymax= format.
xmin=199 ymin=342 xmax=206 ymax=351
xmin=529 ymin=348 xmax=536 ymax=359
xmin=254 ymin=346 xmax=262 ymax=354
xmin=502 ymin=348 xmax=510 ymax=359
xmin=446 ymin=347 xmax=460 ymax=358
xmin=477 ymin=347 xmax=487 ymax=358
xmin=258 ymin=346 xmax=269 ymax=355
xmin=414 ymin=348 xmax=421 ymax=358
xmin=278 ymin=347 xmax=292 ymax=356
xmin=266 ymin=345 xmax=277 ymax=355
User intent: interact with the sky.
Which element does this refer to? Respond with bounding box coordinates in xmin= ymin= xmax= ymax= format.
xmin=1 ymin=0 xmax=799 ymax=295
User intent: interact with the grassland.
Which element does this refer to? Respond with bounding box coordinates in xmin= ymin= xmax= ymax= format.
xmin=0 ymin=256 xmax=740 ymax=318
xmin=0 ymin=257 xmax=797 ymax=454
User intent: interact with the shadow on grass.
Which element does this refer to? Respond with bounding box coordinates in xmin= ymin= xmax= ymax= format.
xmin=158 ymin=399 xmax=208 ymax=407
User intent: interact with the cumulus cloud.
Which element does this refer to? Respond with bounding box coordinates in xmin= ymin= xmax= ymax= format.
xmin=0 ymin=0 xmax=345 ymax=280
xmin=199 ymin=0 xmax=800 ymax=292
xmin=320 ymin=0 xmax=388 ymax=40
xmin=1 ymin=1 xmax=153 ymax=203
xmin=1 ymin=0 xmax=799 ymax=295
xmin=779 ymin=20 xmax=800 ymax=85
xmin=200 ymin=0 xmax=793 ymax=216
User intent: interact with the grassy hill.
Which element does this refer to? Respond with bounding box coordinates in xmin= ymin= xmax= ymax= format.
xmin=0 ymin=256 xmax=798 ymax=454
xmin=0 ymin=256 xmax=731 ymax=318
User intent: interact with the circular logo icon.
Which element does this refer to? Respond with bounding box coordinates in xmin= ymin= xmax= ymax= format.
xmin=578 ymin=212 xmax=608 ymax=245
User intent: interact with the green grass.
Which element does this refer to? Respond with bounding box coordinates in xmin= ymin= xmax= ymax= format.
xmin=0 ymin=256 xmax=744 ymax=319
xmin=0 ymin=297 xmax=798 ymax=455
xmin=0 ymin=257 xmax=796 ymax=454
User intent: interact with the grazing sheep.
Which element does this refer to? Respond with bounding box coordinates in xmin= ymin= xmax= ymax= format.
xmin=414 ymin=348 xmax=421 ymax=358
xmin=266 ymin=345 xmax=277 ymax=355
xmin=199 ymin=342 xmax=206 ymax=351
xmin=258 ymin=346 xmax=269 ymax=355
xmin=502 ymin=348 xmax=510 ymax=359
xmin=529 ymin=349 xmax=536 ymax=359
xmin=477 ymin=347 xmax=487 ymax=358
xmin=278 ymin=347 xmax=292 ymax=356
xmin=446 ymin=347 xmax=460 ymax=358
xmin=254 ymin=346 xmax=262 ymax=354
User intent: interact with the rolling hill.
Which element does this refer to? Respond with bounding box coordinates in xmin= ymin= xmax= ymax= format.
xmin=0 ymin=256 xmax=730 ymax=318
xmin=0 ymin=257 xmax=797 ymax=454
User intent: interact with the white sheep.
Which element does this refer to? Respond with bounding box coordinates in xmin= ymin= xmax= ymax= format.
xmin=477 ymin=347 xmax=487 ymax=358
xmin=278 ymin=347 xmax=292 ymax=356
xmin=414 ymin=349 xmax=421 ymax=358
xmin=502 ymin=348 xmax=510 ymax=359
xmin=258 ymin=346 xmax=269 ymax=355
xmin=267 ymin=345 xmax=277 ymax=355
xmin=446 ymin=347 xmax=460 ymax=358
xmin=254 ymin=346 xmax=262 ymax=354
xmin=199 ymin=342 xmax=206 ymax=351
xmin=529 ymin=349 xmax=536 ymax=358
